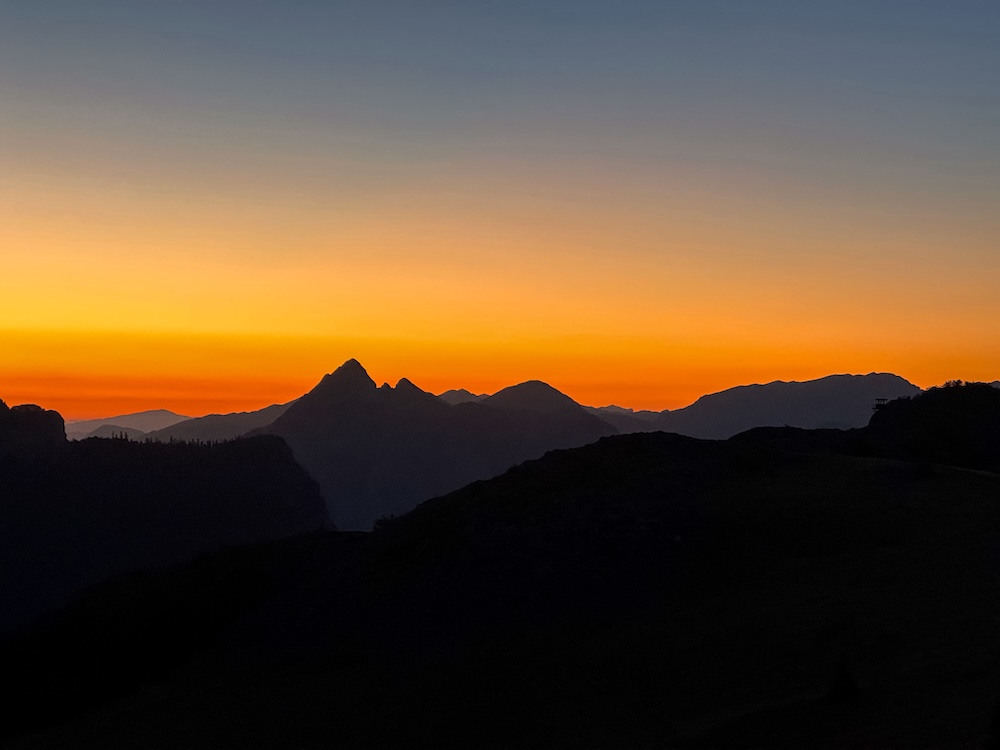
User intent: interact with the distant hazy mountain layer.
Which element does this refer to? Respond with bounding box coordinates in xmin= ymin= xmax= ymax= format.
xmin=145 ymin=401 xmax=294 ymax=443
xmin=64 ymin=409 xmax=189 ymax=439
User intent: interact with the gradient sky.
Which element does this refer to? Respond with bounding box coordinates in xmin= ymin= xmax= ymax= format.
xmin=2 ymin=1 xmax=999 ymax=418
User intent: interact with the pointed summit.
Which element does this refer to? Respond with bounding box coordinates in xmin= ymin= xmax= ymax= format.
xmin=319 ymin=359 xmax=376 ymax=391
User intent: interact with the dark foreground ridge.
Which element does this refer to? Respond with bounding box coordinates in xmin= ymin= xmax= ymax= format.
xmin=0 ymin=399 xmax=329 ymax=633
xmin=2 ymin=383 xmax=1000 ymax=747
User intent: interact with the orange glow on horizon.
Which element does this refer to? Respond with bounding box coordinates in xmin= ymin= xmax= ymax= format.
xmin=3 ymin=327 xmax=997 ymax=422
xmin=3 ymin=140 xmax=998 ymax=420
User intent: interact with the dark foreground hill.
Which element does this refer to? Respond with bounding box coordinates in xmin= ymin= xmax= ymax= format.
xmin=0 ymin=399 xmax=328 ymax=634
xmin=4 ymin=385 xmax=1000 ymax=748
xmin=257 ymin=359 xmax=616 ymax=530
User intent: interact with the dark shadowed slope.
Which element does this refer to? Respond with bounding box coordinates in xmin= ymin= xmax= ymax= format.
xmin=0 ymin=399 xmax=328 ymax=634
xmin=64 ymin=410 xmax=189 ymax=440
xmin=145 ymin=401 xmax=294 ymax=443
xmin=862 ymin=381 xmax=1000 ymax=472
xmin=6 ymin=390 xmax=1000 ymax=748
xmin=655 ymin=372 xmax=920 ymax=439
xmin=258 ymin=360 xmax=616 ymax=530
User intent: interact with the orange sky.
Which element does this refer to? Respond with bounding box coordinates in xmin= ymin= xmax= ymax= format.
xmin=3 ymin=3 xmax=998 ymax=420
xmin=3 ymin=157 xmax=1000 ymax=419
xmin=3 ymin=157 xmax=999 ymax=419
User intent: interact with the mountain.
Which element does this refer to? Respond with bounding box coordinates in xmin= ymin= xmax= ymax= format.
xmin=145 ymin=401 xmax=294 ymax=443
xmin=437 ymin=388 xmax=486 ymax=405
xmin=0 ymin=398 xmax=328 ymax=634
xmin=65 ymin=409 xmax=189 ymax=440
xmin=256 ymin=359 xmax=616 ymax=530
xmin=653 ymin=372 xmax=920 ymax=439
xmin=484 ymin=380 xmax=585 ymax=416
xmin=6 ymin=386 xmax=1000 ymax=747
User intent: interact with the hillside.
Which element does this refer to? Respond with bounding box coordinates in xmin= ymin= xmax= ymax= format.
xmin=0 ymin=400 xmax=328 ymax=634
xmin=5 ymin=385 xmax=1000 ymax=747
xmin=64 ymin=410 xmax=189 ymax=440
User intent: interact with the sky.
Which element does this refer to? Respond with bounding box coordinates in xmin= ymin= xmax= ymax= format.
xmin=2 ymin=1 xmax=999 ymax=418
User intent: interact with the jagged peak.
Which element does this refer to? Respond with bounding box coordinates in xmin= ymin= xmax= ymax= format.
xmin=318 ymin=359 xmax=376 ymax=390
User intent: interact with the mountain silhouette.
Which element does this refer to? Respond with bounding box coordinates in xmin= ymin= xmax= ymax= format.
xmin=0 ymin=399 xmax=328 ymax=634
xmin=652 ymin=372 xmax=919 ymax=439
xmin=255 ymin=359 xmax=616 ymax=530
xmin=145 ymin=401 xmax=294 ymax=443
xmin=64 ymin=409 xmax=189 ymax=440
xmin=483 ymin=379 xmax=589 ymax=417
xmin=5 ymin=384 xmax=1000 ymax=747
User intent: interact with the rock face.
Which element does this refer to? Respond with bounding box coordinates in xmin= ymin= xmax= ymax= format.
xmin=0 ymin=399 xmax=329 ymax=633
xmin=258 ymin=360 xmax=617 ymax=530
xmin=0 ymin=403 xmax=66 ymax=455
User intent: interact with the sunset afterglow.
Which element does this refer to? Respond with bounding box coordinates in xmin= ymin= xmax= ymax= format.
xmin=3 ymin=2 xmax=998 ymax=419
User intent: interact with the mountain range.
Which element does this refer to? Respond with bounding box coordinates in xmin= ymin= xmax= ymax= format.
xmin=252 ymin=360 xmax=616 ymax=530
xmin=50 ymin=365 xmax=932 ymax=530
xmin=65 ymin=369 xmax=931 ymax=447
xmin=584 ymin=373 xmax=921 ymax=437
